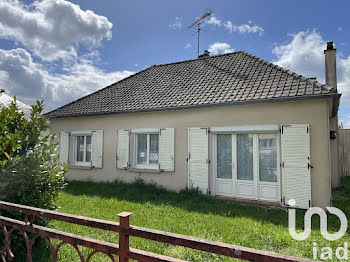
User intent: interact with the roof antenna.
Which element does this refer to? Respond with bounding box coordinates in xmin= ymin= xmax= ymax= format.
xmin=187 ymin=11 xmax=212 ymax=58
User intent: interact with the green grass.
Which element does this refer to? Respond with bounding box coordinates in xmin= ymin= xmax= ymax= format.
xmin=32 ymin=177 xmax=350 ymax=261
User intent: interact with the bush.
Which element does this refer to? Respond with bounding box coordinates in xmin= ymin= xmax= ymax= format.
xmin=0 ymin=99 xmax=67 ymax=261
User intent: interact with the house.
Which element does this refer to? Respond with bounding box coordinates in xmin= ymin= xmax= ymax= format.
xmin=0 ymin=90 xmax=52 ymax=136
xmin=45 ymin=42 xmax=341 ymax=209
xmin=0 ymin=89 xmax=32 ymax=119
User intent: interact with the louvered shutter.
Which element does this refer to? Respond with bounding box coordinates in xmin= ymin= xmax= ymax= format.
xmin=117 ymin=129 xmax=129 ymax=169
xmin=281 ymin=124 xmax=311 ymax=209
xmin=91 ymin=130 xmax=103 ymax=168
xmin=59 ymin=131 xmax=70 ymax=164
xmin=188 ymin=127 xmax=209 ymax=194
xmin=159 ymin=128 xmax=175 ymax=171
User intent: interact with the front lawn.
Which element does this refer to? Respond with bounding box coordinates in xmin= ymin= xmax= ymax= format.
xmin=35 ymin=178 xmax=350 ymax=261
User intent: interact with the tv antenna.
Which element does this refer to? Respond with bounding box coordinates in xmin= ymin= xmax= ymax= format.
xmin=187 ymin=11 xmax=212 ymax=58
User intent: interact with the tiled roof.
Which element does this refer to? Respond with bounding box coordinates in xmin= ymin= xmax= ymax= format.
xmin=45 ymin=50 xmax=337 ymax=118
xmin=0 ymin=92 xmax=32 ymax=119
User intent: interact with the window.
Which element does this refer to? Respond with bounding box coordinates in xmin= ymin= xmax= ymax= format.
xmin=217 ymin=134 xmax=232 ymax=179
xmin=136 ymin=133 xmax=159 ymax=168
xmin=74 ymin=135 xmax=92 ymax=166
xmin=59 ymin=130 xmax=103 ymax=168
xmin=237 ymin=134 xmax=254 ymax=181
xmin=116 ymin=128 xmax=174 ymax=171
xmin=259 ymin=134 xmax=278 ymax=182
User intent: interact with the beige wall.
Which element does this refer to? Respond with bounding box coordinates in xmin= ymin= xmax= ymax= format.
xmin=50 ymin=98 xmax=333 ymax=208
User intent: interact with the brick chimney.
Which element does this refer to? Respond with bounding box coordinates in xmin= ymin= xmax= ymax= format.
xmin=324 ymin=41 xmax=337 ymax=90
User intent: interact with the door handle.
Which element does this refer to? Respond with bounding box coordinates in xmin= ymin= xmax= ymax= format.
xmin=308 ymin=163 xmax=314 ymax=170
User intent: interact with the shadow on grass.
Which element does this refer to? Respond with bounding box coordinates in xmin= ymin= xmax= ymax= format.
xmin=61 ymin=178 xmax=349 ymax=231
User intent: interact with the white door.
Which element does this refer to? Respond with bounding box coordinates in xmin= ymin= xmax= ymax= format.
xmin=188 ymin=128 xmax=209 ymax=194
xmin=235 ymin=134 xmax=257 ymax=199
xmin=215 ymin=134 xmax=234 ymax=196
xmin=257 ymin=134 xmax=280 ymax=201
xmin=281 ymin=124 xmax=311 ymax=209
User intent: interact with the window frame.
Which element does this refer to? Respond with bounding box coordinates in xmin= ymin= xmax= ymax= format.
xmin=72 ymin=134 xmax=92 ymax=167
xmin=134 ymin=132 xmax=160 ymax=170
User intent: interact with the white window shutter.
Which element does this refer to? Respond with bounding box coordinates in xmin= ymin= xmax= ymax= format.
xmin=281 ymin=124 xmax=311 ymax=209
xmin=92 ymin=130 xmax=103 ymax=168
xmin=59 ymin=131 xmax=70 ymax=164
xmin=188 ymin=127 xmax=209 ymax=194
xmin=159 ymin=128 xmax=175 ymax=171
xmin=117 ymin=129 xmax=129 ymax=169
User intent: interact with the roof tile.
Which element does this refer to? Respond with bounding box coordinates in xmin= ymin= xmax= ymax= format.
xmin=46 ymin=51 xmax=336 ymax=118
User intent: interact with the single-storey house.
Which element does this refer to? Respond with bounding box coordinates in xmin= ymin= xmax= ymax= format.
xmin=0 ymin=89 xmax=32 ymax=119
xmin=45 ymin=42 xmax=341 ymax=209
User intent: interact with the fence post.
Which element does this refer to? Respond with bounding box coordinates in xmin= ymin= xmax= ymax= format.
xmin=117 ymin=212 xmax=132 ymax=262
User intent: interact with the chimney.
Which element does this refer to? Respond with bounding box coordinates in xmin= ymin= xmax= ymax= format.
xmin=324 ymin=41 xmax=337 ymax=89
xmin=199 ymin=50 xmax=210 ymax=58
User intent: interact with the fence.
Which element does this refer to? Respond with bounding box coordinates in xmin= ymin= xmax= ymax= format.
xmin=339 ymin=128 xmax=350 ymax=176
xmin=0 ymin=201 xmax=314 ymax=262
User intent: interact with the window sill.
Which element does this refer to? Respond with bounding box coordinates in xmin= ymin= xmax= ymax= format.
xmin=69 ymin=165 xmax=92 ymax=170
xmin=128 ymin=168 xmax=161 ymax=174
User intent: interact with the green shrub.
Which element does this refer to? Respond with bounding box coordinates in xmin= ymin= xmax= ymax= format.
xmin=0 ymin=99 xmax=67 ymax=261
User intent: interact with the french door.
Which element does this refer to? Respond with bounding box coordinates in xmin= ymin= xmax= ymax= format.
xmin=216 ymin=134 xmax=234 ymax=196
xmin=215 ymin=133 xmax=280 ymax=202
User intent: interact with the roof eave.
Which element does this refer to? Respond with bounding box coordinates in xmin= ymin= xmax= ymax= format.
xmin=45 ymin=93 xmax=340 ymax=119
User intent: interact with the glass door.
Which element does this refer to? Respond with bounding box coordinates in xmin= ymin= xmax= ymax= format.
xmin=215 ymin=134 xmax=234 ymax=196
xmin=236 ymin=134 xmax=257 ymax=199
xmin=258 ymin=134 xmax=279 ymax=201
xmin=214 ymin=132 xmax=280 ymax=202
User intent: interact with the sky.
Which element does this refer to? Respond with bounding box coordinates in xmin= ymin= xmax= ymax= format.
xmin=0 ymin=0 xmax=349 ymax=125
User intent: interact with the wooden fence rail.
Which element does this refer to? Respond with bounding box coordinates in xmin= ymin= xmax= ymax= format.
xmin=0 ymin=201 xmax=315 ymax=262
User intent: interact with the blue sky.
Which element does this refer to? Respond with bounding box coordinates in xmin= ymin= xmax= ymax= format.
xmin=75 ymin=0 xmax=350 ymax=69
xmin=0 ymin=0 xmax=349 ymax=124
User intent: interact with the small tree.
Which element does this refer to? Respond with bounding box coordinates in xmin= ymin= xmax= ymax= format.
xmin=0 ymin=99 xmax=67 ymax=260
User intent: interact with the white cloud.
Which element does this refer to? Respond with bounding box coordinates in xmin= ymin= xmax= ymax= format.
xmin=208 ymin=42 xmax=234 ymax=55
xmin=184 ymin=43 xmax=192 ymax=49
xmin=0 ymin=0 xmax=134 ymax=111
xmin=273 ymin=30 xmax=324 ymax=80
xmin=272 ymin=30 xmax=350 ymax=107
xmin=224 ymin=21 xmax=264 ymax=36
xmin=224 ymin=21 xmax=233 ymax=32
xmin=0 ymin=0 xmax=112 ymax=61
xmin=204 ymin=16 xmax=264 ymax=36
xmin=338 ymin=26 xmax=343 ymax=32
xmin=169 ymin=17 xmax=182 ymax=30
xmin=0 ymin=48 xmax=47 ymax=100
xmin=206 ymin=16 xmax=221 ymax=26
xmin=0 ymin=48 xmax=133 ymax=111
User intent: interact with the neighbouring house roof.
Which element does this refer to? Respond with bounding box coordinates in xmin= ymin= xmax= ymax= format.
xmin=0 ymin=91 xmax=32 ymax=119
xmin=45 ymin=50 xmax=339 ymax=119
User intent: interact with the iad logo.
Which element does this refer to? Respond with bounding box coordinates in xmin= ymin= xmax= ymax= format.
xmin=288 ymin=199 xmax=347 ymax=241
xmin=288 ymin=199 xmax=349 ymax=260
